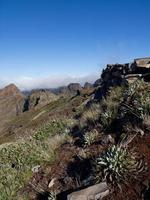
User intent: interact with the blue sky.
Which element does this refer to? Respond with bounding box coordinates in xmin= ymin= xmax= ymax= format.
xmin=0 ymin=0 xmax=150 ymax=89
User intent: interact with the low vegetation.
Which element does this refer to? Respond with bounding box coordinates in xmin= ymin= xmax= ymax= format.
xmin=0 ymin=79 xmax=149 ymax=200
xmin=0 ymin=119 xmax=72 ymax=200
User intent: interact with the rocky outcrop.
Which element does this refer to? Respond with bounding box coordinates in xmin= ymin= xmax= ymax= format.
xmin=94 ymin=58 xmax=150 ymax=100
xmin=24 ymin=89 xmax=58 ymax=111
xmin=94 ymin=64 xmax=128 ymax=100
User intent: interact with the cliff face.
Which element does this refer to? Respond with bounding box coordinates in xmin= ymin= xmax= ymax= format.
xmin=24 ymin=89 xmax=58 ymax=111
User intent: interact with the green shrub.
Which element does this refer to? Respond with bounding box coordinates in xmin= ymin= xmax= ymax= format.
xmin=0 ymin=119 xmax=71 ymax=199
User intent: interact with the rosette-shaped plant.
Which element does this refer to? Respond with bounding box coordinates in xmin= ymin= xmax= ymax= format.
xmin=94 ymin=145 xmax=145 ymax=188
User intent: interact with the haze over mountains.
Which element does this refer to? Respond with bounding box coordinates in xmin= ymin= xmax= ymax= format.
xmin=0 ymin=73 xmax=99 ymax=91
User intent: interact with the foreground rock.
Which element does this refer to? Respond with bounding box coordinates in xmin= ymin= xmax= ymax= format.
xmin=67 ymin=182 xmax=109 ymax=200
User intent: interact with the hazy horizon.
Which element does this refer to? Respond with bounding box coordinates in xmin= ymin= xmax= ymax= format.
xmin=0 ymin=72 xmax=99 ymax=90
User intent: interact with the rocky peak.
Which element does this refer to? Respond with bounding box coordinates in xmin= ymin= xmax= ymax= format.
xmin=0 ymin=84 xmax=23 ymax=97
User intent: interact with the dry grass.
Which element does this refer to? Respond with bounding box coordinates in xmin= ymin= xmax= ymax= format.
xmin=80 ymin=103 xmax=101 ymax=127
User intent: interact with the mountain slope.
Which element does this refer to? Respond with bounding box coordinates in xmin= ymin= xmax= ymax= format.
xmin=0 ymin=84 xmax=25 ymax=134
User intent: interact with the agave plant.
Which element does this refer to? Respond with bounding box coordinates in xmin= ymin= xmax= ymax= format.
xmin=94 ymin=145 xmax=145 ymax=188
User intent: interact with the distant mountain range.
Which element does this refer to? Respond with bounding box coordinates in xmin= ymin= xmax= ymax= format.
xmin=0 ymin=81 xmax=95 ymax=143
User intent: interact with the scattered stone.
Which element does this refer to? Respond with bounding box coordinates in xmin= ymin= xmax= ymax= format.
xmin=48 ymin=178 xmax=57 ymax=188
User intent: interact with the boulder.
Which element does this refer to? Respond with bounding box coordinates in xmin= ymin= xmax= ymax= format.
xmin=67 ymin=182 xmax=109 ymax=200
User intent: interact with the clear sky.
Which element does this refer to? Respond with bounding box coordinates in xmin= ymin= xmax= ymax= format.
xmin=0 ymin=0 xmax=150 ymax=89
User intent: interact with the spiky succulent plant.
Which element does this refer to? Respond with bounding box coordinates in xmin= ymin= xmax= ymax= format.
xmin=94 ymin=145 xmax=145 ymax=188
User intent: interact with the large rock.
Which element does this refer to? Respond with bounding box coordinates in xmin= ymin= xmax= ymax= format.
xmin=67 ymin=182 xmax=109 ymax=200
